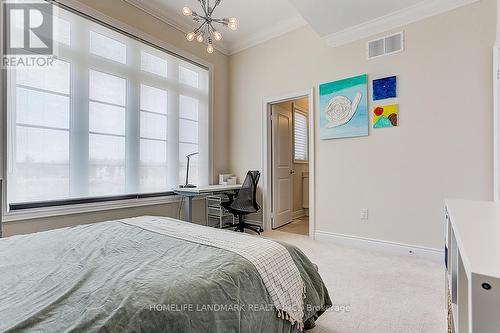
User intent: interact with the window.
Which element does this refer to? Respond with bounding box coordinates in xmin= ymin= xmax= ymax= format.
xmin=293 ymin=107 xmax=308 ymax=163
xmin=5 ymin=4 xmax=210 ymax=209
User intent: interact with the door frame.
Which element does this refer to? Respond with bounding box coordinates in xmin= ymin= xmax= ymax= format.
xmin=494 ymin=44 xmax=500 ymax=202
xmin=262 ymin=89 xmax=315 ymax=239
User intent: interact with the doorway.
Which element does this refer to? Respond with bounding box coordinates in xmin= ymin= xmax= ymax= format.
xmin=261 ymin=90 xmax=315 ymax=239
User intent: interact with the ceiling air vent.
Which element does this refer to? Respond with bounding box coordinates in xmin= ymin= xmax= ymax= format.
xmin=367 ymin=32 xmax=404 ymax=59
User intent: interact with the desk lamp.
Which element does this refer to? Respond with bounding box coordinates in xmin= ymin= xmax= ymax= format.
xmin=180 ymin=152 xmax=199 ymax=188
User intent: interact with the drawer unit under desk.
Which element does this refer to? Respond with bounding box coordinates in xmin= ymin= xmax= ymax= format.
xmin=206 ymin=194 xmax=235 ymax=228
xmin=207 ymin=215 xmax=234 ymax=228
xmin=207 ymin=206 xmax=231 ymax=217
xmin=206 ymin=194 xmax=231 ymax=208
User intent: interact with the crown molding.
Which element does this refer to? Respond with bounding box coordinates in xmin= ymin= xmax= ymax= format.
xmin=228 ymin=15 xmax=307 ymax=55
xmin=122 ymin=0 xmax=306 ymax=55
xmin=122 ymin=0 xmax=231 ymax=55
xmin=324 ymin=0 xmax=480 ymax=48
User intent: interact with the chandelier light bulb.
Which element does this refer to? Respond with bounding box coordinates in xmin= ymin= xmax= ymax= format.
xmin=228 ymin=18 xmax=238 ymax=31
xmin=181 ymin=1 xmax=237 ymax=54
xmin=213 ymin=31 xmax=223 ymax=41
xmin=228 ymin=22 xmax=238 ymax=31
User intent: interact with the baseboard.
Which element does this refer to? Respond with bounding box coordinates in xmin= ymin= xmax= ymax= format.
xmin=315 ymin=230 xmax=444 ymax=263
xmin=292 ymin=209 xmax=305 ymax=219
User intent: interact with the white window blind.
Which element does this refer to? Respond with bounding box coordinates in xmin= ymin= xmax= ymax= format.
xmin=6 ymin=4 xmax=210 ymax=208
xmin=293 ymin=109 xmax=308 ymax=162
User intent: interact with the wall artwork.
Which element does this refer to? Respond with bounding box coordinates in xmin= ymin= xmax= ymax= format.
xmin=373 ymin=104 xmax=399 ymax=128
xmin=319 ymin=74 xmax=368 ymax=140
xmin=372 ymin=76 xmax=397 ymax=101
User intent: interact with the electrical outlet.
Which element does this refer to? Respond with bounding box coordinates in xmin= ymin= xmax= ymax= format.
xmin=360 ymin=209 xmax=369 ymax=221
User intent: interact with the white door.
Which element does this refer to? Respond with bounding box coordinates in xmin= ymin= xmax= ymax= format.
xmin=271 ymin=104 xmax=294 ymax=229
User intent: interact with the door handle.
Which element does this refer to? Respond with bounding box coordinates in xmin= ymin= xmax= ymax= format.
xmin=289 ymin=170 xmax=295 ymax=175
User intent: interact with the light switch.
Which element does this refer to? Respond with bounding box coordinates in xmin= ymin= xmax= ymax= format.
xmin=360 ymin=209 xmax=369 ymax=220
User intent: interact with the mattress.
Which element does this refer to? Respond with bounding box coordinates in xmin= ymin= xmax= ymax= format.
xmin=0 ymin=217 xmax=331 ymax=332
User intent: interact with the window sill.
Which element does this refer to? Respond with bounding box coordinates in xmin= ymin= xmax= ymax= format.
xmin=3 ymin=194 xmax=202 ymax=223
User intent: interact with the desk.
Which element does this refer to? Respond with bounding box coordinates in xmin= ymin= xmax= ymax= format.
xmin=174 ymin=184 xmax=241 ymax=222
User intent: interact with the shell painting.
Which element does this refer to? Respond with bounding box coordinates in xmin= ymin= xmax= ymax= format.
xmin=320 ymin=75 xmax=368 ymax=140
xmin=324 ymin=93 xmax=362 ymax=128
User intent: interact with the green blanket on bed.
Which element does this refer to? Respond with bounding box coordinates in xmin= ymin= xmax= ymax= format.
xmin=0 ymin=220 xmax=331 ymax=332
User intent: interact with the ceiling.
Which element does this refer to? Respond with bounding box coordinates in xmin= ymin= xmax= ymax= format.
xmin=125 ymin=0 xmax=306 ymax=54
xmin=125 ymin=0 xmax=477 ymax=54
xmin=289 ymin=0 xmax=426 ymax=37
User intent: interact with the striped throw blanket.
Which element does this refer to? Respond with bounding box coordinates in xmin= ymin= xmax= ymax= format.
xmin=119 ymin=216 xmax=306 ymax=329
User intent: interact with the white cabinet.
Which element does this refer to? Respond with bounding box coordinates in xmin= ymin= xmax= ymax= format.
xmin=445 ymin=200 xmax=500 ymax=333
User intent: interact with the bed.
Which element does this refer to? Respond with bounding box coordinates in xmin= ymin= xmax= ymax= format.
xmin=0 ymin=216 xmax=331 ymax=332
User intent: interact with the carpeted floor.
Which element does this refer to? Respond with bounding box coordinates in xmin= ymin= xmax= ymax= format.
xmin=264 ymin=230 xmax=446 ymax=333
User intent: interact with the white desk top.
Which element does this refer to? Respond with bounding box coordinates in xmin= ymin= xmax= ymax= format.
xmin=174 ymin=184 xmax=241 ymax=194
xmin=446 ymin=199 xmax=500 ymax=278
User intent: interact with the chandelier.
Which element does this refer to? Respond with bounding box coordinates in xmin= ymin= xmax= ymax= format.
xmin=182 ymin=0 xmax=238 ymax=54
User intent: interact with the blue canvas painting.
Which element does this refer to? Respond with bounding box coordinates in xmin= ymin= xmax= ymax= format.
xmin=372 ymin=76 xmax=397 ymax=101
xmin=319 ymin=74 xmax=368 ymax=140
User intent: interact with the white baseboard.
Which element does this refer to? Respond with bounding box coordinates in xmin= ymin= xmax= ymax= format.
xmin=292 ymin=209 xmax=305 ymax=219
xmin=315 ymin=230 xmax=444 ymax=263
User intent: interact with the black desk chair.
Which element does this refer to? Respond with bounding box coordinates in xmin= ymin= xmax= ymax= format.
xmin=221 ymin=171 xmax=264 ymax=235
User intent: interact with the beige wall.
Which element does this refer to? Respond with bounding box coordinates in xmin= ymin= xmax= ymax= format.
xmin=3 ymin=0 xmax=229 ymax=236
xmin=275 ymin=98 xmax=309 ymax=216
xmin=497 ymin=0 xmax=500 ymax=42
xmin=3 ymin=0 xmax=497 ymax=246
xmin=229 ymin=0 xmax=496 ymax=249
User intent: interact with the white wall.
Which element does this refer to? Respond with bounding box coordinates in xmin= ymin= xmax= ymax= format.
xmin=2 ymin=0 xmax=229 ymax=236
xmin=229 ymin=0 xmax=496 ymax=249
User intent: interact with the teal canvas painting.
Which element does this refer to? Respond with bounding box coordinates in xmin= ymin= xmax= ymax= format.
xmin=319 ymin=74 xmax=369 ymax=140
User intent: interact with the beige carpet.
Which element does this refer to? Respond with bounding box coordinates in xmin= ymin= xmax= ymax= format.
xmin=264 ymin=230 xmax=446 ymax=333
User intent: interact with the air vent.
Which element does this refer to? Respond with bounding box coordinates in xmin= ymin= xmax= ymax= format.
xmin=367 ymin=32 xmax=404 ymax=59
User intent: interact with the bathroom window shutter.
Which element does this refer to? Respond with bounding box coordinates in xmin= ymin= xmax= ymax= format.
xmin=293 ymin=110 xmax=308 ymax=162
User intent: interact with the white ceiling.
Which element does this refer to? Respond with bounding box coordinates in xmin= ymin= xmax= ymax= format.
xmin=125 ymin=0 xmax=477 ymax=54
xmin=288 ymin=0 xmax=426 ymax=37
xmin=125 ymin=0 xmax=306 ymax=54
